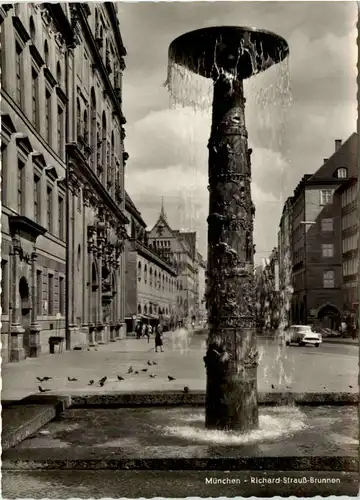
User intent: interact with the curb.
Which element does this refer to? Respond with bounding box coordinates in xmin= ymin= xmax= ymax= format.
xmin=2 ymin=455 xmax=357 ymax=472
xmin=2 ymin=396 xmax=71 ymax=451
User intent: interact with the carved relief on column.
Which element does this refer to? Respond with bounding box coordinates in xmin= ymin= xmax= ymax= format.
xmin=205 ymin=77 xmax=258 ymax=431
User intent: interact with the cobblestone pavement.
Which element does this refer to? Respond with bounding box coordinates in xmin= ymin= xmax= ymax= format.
xmin=2 ymin=331 xmax=358 ymax=401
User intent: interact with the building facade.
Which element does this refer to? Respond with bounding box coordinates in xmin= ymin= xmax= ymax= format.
xmin=278 ymin=196 xmax=293 ymax=328
xmin=197 ymin=252 xmax=207 ymax=324
xmin=290 ymin=134 xmax=357 ymax=328
xmin=335 ymin=177 xmax=358 ymax=328
xmin=0 ymin=3 xmax=128 ymax=362
xmin=147 ymin=203 xmax=201 ymax=326
xmin=124 ymin=193 xmax=178 ymax=333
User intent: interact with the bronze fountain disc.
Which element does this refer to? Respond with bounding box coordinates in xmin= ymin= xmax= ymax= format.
xmin=169 ymin=26 xmax=289 ymax=80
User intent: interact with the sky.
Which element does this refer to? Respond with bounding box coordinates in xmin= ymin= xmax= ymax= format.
xmin=118 ymin=1 xmax=358 ymax=263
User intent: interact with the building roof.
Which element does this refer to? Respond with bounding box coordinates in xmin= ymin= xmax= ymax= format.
xmin=334 ymin=176 xmax=358 ymax=195
xmin=308 ymin=132 xmax=358 ymax=182
xmin=125 ymin=191 xmax=147 ymax=228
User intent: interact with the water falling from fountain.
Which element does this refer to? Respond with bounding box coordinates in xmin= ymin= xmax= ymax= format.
xmin=161 ymin=406 xmax=307 ymax=445
xmin=165 ymin=32 xmax=294 ymax=389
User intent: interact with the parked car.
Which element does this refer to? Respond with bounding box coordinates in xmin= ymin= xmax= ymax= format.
xmin=284 ymin=325 xmax=322 ymax=347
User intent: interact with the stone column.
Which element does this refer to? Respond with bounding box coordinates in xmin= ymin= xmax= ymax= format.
xmin=204 ymin=76 xmax=258 ymax=431
xmin=29 ymin=250 xmax=41 ymax=357
xmin=9 ymin=238 xmax=25 ymax=362
xmin=96 ymin=249 xmax=105 ymax=344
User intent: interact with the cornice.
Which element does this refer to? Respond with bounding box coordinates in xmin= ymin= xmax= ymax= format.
xmin=66 ymin=142 xmax=129 ymax=225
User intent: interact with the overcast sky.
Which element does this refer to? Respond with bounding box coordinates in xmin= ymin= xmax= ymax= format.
xmin=118 ymin=1 xmax=357 ymax=263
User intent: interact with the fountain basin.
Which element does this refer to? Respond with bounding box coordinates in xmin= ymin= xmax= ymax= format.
xmin=3 ymin=403 xmax=357 ymax=472
xmin=169 ymin=26 xmax=289 ymax=80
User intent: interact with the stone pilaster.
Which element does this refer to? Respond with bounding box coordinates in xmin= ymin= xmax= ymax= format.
xmin=3 ymin=16 xmax=16 ymax=100
xmin=95 ymin=250 xmax=105 ymax=344
xmin=29 ymin=250 xmax=41 ymax=357
xmin=9 ymin=239 xmax=25 ymax=362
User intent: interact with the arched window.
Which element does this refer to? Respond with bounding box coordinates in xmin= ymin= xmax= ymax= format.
xmin=138 ymin=261 xmax=142 ymax=282
xmin=144 ymin=305 xmax=148 ymax=315
xmin=56 ymin=61 xmax=61 ymax=85
xmin=144 ymin=264 xmax=147 ymax=283
xmin=90 ymin=88 xmax=96 ymax=169
xmin=29 ymin=16 xmax=36 ymax=41
xmin=44 ymin=40 xmax=49 ymax=66
xmin=102 ymin=111 xmax=107 ymax=167
xmin=149 ymin=305 xmax=152 ymax=315
xmin=95 ymin=9 xmax=98 ymax=34
xmin=149 ymin=267 xmax=153 ymax=286
xmin=77 ymin=99 xmax=81 ymax=140
xmin=83 ymin=109 xmax=88 ymax=143
xmin=138 ymin=304 xmax=142 ymax=314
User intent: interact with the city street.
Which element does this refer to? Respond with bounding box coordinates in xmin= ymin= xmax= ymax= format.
xmin=2 ymin=331 xmax=358 ymax=401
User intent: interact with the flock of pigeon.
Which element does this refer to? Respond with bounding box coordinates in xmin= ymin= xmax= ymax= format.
xmin=37 ymin=359 xmax=190 ymax=394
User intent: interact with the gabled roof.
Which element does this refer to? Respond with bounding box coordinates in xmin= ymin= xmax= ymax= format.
xmin=177 ymin=231 xmax=196 ymax=258
xmin=308 ymin=133 xmax=357 ymax=182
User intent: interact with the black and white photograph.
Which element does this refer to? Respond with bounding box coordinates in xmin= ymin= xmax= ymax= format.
xmin=1 ymin=1 xmax=359 ymax=497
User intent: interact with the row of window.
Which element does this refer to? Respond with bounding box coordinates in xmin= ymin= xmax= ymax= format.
xmin=342 ymin=210 xmax=357 ymax=230
xmin=153 ymin=240 xmax=171 ymax=248
xmin=1 ymin=260 xmax=65 ymax=316
xmin=14 ymin=37 xmax=65 ymax=159
xmin=15 ymin=156 xmax=65 ymax=239
xmin=137 ymin=303 xmax=173 ymax=316
xmin=137 ymin=261 xmax=177 ymax=292
xmin=341 ymin=185 xmax=357 ymax=208
xmin=343 ymin=258 xmax=358 ymax=277
xmin=343 ymin=234 xmax=358 ymax=254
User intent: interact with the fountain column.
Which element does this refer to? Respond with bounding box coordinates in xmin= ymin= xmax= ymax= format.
xmin=204 ymin=74 xmax=258 ymax=431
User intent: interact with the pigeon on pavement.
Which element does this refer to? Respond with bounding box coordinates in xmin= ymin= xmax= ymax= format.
xmin=128 ymin=366 xmax=133 ymax=374
xmin=168 ymin=375 xmax=176 ymax=381
xmin=271 ymin=384 xmax=275 ymax=389
xmin=38 ymin=386 xmax=51 ymax=393
xmin=117 ymin=375 xmax=124 ymax=381
xmin=99 ymin=376 xmax=107 ymax=385
xmin=134 ymin=371 xmax=139 ymax=375
xmin=141 ymin=368 xmax=148 ymax=372
xmin=183 ymin=386 xmax=189 ymax=393
xmin=152 ymin=361 xmax=157 ymax=365
xmin=147 ymin=360 xmax=152 ymax=366
xmin=68 ymin=377 xmax=78 ymax=382
xmin=37 ymin=377 xmax=45 ymax=382
xmin=88 ymin=380 xmax=94 ymax=385
xmin=43 ymin=376 xmax=52 ymax=381
xmin=149 ymin=374 xmax=157 ymax=378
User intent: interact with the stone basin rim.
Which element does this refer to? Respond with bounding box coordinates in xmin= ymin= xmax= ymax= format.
xmin=168 ymin=25 xmax=289 ymax=80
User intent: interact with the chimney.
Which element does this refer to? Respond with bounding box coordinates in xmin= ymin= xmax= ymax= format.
xmin=335 ymin=139 xmax=342 ymax=152
xmin=323 ymin=158 xmax=328 ymax=163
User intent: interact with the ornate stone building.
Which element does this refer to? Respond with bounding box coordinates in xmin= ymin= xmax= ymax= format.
xmin=147 ymin=202 xmax=201 ymax=326
xmin=124 ymin=193 xmax=178 ymax=333
xmin=0 ymin=3 xmax=128 ymax=362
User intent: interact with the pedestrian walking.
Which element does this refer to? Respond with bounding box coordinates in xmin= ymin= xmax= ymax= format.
xmin=141 ymin=323 xmax=146 ymax=338
xmin=145 ymin=324 xmax=151 ymax=343
xmin=155 ymin=324 xmax=164 ymax=353
xmin=135 ymin=322 xmax=142 ymax=339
